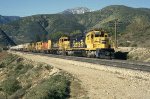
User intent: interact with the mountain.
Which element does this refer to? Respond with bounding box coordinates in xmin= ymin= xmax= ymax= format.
xmin=0 ymin=29 xmax=16 ymax=47
xmin=98 ymin=5 xmax=150 ymax=47
xmin=0 ymin=14 xmax=85 ymax=43
xmin=0 ymin=5 xmax=150 ymax=47
xmin=0 ymin=15 xmax=20 ymax=24
xmin=61 ymin=7 xmax=91 ymax=14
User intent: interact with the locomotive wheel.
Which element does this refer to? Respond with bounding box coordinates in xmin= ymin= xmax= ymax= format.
xmin=86 ymin=51 xmax=96 ymax=58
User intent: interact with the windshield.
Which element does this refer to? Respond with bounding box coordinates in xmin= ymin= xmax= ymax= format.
xmin=95 ymin=31 xmax=105 ymax=37
xmin=64 ymin=39 xmax=69 ymax=41
xmin=95 ymin=32 xmax=101 ymax=37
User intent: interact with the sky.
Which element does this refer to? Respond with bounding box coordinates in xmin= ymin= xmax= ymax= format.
xmin=0 ymin=0 xmax=150 ymax=17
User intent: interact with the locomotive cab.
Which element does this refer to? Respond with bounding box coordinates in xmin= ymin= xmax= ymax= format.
xmin=59 ymin=37 xmax=70 ymax=50
xmin=85 ymin=30 xmax=114 ymax=58
xmin=85 ymin=30 xmax=111 ymax=49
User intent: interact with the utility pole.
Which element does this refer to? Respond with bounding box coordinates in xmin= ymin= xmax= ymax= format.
xmin=114 ymin=20 xmax=117 ymax=48
xmin=109 ymin=19 xmax=122 ymax=49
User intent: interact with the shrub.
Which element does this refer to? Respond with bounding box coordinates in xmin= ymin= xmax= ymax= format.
xmin=2 ymin=54 xmax=18 ymax=66
xmin=14 ymin=63 xmax=31 ymax=75
xmin=8 ymin=89 xmax=25 ymax=99
xmin=1 ymin=77 xmax=21 ymax=95
xmin=24 ymin=75 xmax=70 ymax=99
xmin=6 ymin=63 xmax=33 ymax=78
xmin=0 ymin=62 xmax=6 ymax=68
xmin=44 ymin=65 xmax=53 ymax=70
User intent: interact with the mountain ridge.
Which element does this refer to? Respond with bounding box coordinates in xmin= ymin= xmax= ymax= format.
xmin=0 ymin=15 xmax=20 ymax=24
xmin=60 ymin=7 xmax=91 ymax=14
xmin=0 ymin=5 xmax=150 ymax=47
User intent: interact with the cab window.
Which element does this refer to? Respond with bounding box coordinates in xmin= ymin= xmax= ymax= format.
xmin=95 ymin=32 xmax=100 ymax=37
xmin=100 ymin=32 xmax=104 ymax=37
xmin=64 ymin=39 xmax=68 ymax=41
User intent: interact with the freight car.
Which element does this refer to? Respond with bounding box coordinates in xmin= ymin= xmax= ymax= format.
xmin=10 ymin=29 xmax=115 ymax=59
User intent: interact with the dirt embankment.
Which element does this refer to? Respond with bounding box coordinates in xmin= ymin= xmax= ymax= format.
xmin=0 ymin=52 xmax=86 ymax=99
xmin=116 ymin=47 xmax=150 ymax=62
xmin=11 ymin=51 xmax=150 ymax=99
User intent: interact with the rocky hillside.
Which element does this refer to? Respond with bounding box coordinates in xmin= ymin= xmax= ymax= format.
xmin=0 ymin=29 xmax=16 ymax=47
xmin=0 ymin=5 xmax=150 ymax=47
xmin=61 ymin=7 xmax=91 ymax=14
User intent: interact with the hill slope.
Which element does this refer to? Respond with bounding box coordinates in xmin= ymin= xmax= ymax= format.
xmin=0 ymin=5 xmax=150 ymax=47
xmin=0 ymin=15 xmax=20 ymax=24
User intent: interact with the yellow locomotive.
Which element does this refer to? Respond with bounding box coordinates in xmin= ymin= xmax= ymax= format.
xmin=58 ymin=30 xmax=114 ymax=58
xmin=11 ymin=29 xmax=114 ymax=59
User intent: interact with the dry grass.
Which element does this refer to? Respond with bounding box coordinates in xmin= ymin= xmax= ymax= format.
xmin=70 ymin=79 xmax=88 ymax=99
xmin=0 ymin=51 xmax=8 ymax=61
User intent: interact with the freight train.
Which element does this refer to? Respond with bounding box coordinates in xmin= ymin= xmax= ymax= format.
xmin=10 ymin=29 xmax=115 ymax=59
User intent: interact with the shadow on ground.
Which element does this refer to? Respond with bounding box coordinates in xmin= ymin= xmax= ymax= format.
xmin=114 ymin=51 xmax=128 ymax=60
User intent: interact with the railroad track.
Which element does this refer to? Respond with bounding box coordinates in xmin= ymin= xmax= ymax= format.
xmin=23 ymin=52 xmax=150 ymax=72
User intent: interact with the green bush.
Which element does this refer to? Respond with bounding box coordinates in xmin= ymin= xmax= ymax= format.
xmin=14 ymin=63 xmax=33 ymax=75
xmin=1 ymin=77 xmax=21 ymax=95
xmin=1 ymin=54 xmax=18 ymax=67
xmin=44 ymin=65 xmax=53 ymax=70
xmin=0 ymin=62 xmax=6 ymax=68
xmin=24 ymin=75 xmax=70 ymax=99
xmin=8 ymin=89 xmax=25 ymax=99
xmin=0 ymin=54 xmax=17 ymax=68
xmin=7 ymin=63 xmax=33 ymax=78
